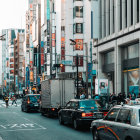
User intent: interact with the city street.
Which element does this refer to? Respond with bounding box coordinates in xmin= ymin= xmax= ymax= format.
xmin=0 ymin=99 xmax=92 ymax=140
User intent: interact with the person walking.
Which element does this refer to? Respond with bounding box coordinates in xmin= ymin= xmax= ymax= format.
xmin=12 ymin=96 xmax=17 ymax=106
xmin=4 ymin=96 xmax=9 ymax=108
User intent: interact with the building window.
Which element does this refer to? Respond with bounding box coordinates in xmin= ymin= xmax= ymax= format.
xmin=104 ymin=51 xmax=114 ymax=65
xmin=137 ymin=0 xmax=139 ymax=23
xmin=73 ymin=23 xmax=83 ymax=34
xmin=10 ymin=58 xmax=14 ymax=62
xmin=123 ymin=43 xmax=139 ymax=60
xmin=125 ymin=0 xmax=127 ymax=26
xmin=120 ymin=0 xmax=122 ymax=30
xmin=10 ymin=64 xmax=14 ymax=68
xmin=10 ymin=70 xmax=14 ymax=74
xmin=131 ymin=0 xmax=133 ymax=25
xmin=73 ymin=55 xmax=83 ymax=67
xmin=10 ymin=52 xmax=14 ymax=57
xmin=73 ymin=6 xmax=83 ymax=18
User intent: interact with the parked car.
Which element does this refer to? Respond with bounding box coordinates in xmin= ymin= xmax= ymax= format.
xmin=90 ymin=102 xmax=140 ymax=140
xmin=58 ymin=99 xmax=104 ymax=129
xmin=21 ymin=94 xmax=40 ymax=112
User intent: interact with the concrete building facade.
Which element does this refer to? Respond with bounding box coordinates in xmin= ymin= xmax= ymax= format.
xmin=92 ymin=0 xmax=140 ymax=96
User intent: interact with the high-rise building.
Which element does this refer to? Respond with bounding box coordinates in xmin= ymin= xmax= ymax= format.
xmin=0 ymin=29 xmax=25 ymax=94
xmin=40 ymin=0 xmax=92 ymax=97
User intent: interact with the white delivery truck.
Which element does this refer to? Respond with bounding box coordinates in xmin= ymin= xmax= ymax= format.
xmin=40 ymin=78 xmax=75 ymax=116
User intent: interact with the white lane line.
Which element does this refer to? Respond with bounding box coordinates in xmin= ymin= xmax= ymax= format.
xmin=0 ymin=128 xmax=46 ymax=132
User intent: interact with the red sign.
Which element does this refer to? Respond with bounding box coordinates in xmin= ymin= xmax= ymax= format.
xmin=75 ymin=39 xmax=83 ymax=50
xmin=41 ymin=48 xmax=44 ymax=66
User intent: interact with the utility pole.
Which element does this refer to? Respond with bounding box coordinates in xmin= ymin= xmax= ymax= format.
xmin=90 ymin=41 xmax=93 ymax=98
xmin=85 ymin=43 xmax=88 ymax=98
xmin=76 ymin=54 xmax=79 ymax=99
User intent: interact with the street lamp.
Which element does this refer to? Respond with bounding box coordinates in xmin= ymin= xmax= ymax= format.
xmin=69 ymin=39 xmax=79 ymax=99
xmin=0 ymin=34 xmax=6 ymax=41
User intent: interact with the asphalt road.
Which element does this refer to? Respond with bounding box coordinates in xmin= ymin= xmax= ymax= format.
xmin=0 ymin=99 xmax=92 ymax=140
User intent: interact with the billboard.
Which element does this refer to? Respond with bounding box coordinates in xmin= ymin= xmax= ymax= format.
xmin=95 ymin=79 xmax=108 ymax=95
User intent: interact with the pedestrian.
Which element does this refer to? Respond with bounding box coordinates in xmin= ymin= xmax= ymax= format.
xmin=127 ymin=93 xmax=132 ymax=100
xmin=131 ymin=93 xmax=136 ymax=100
xmin=12 ymin=96 xmax=17 ymax=106
xmin=4 ymin=96 xmax=9 ymax=108
xmin=80 ymin=92 xmax=86 ymax=99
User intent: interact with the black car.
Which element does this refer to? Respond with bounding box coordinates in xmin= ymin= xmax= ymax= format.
xmin=21 ymin=94 xmax=40 ymax=112
xmin=58 ymin=99 xmax=103 ymax=129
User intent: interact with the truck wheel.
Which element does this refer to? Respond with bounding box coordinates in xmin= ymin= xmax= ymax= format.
xmin=73 ymin=119 xmax=79 ymax=130
xmin=93 ymin=129 xmax=100 ymax=140
xmin=59 ymin=115 xmax=64 ymax=125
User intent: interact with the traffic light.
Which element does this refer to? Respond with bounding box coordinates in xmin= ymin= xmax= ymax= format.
xmin=53 ymin=64 xmax=64 ymax=68
xmin=60 ymin=64 xmax=63 ymax=68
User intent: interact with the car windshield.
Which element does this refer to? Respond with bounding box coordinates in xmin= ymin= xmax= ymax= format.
xmin=29 ymin=95 xmax=40 ymax=102
xmin=79 ymin=100 xmax=98 ymax=109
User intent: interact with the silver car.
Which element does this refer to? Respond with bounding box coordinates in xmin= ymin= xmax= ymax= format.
xmin=90 ymin=103 xmax=140 ymax=140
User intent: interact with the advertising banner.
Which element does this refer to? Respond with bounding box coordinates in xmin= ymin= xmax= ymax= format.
xmin=95 ymin=79 xmax=108 ymax=95
xmin=41 ymin=41 xmax=44 ymax=66
xmin=75 ymin=39 xmax=83 ymax=50
xmin=128 ymin=70 xmax=139 ymax=96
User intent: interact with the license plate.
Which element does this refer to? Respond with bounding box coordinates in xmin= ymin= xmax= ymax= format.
xmin=34 ymin=104 xmax=38 ymax=106
xmin=96 ymin=113 xmax=103 ymax=118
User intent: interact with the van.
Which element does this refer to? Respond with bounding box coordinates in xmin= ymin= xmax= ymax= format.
xmin=21 ymin=94 xmax=40 ymax=112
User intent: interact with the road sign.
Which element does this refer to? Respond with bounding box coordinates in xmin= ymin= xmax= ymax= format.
xmin=61 ymin=60 xmax=72 ymax=65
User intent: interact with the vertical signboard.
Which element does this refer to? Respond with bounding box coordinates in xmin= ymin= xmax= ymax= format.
xmin=88 ymin=63 xmax=92 ymax=79
xmin=47 ymin=0 xmax=50 ymax=20
xmin=61 ymin=37 xmax=65 ymax=72
xmin=33 ymin=67 xmax=37 ymax=84
xmin=41 ymin=41 xmax=44 ymax=66
xmin=15 ymin=75 xmax=18 ymax=88
xmin=52 ymin=33 xmax=55 ymax=47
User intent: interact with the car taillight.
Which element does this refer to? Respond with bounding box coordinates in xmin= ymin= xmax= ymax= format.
xmin=103 ymin=112 xmax=108 ymax=116
xmin=81 ymin=112 xmax=94 ymax=117
xmin=51 ymin=108 xmax=55 ymax=111
xmin=27 ymin=100 xmax=30 ymax=104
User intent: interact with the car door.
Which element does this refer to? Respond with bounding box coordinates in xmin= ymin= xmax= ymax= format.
xmin=67 ymin=101 xmax=79 ymax=123
xmin=116 ymin=108 xmax=132 ymax=140
xmin=62 ymin=101 xmax=72 ymax=122
xmin=97 ymin=108 xmax=120 ymax=140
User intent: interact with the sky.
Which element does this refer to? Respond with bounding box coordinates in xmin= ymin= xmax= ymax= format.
xmin=0 ymin=0 xmax=28 ymax=31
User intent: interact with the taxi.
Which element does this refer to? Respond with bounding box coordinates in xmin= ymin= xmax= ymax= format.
xmin=90 ymin=100 xmax=140 ymax=140
xmin=58 ymin=99 xmax=104 ymax=129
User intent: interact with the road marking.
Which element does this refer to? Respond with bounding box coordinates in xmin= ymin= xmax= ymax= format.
xmin=0 ymin=112 xmax=47 ymax=132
